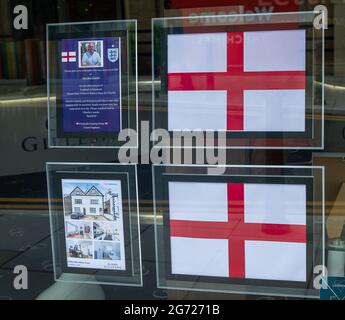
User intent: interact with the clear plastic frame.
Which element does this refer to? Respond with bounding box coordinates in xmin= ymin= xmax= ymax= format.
xmin=153 ymin=164 xmax=325 ymax=298
xmin=152 ymin=11 xmax=324 ymax=149
xmin=46 ymin=163 xmax=142 ymax=287
xmin=47 ymin=20 xmax=138 ymax=148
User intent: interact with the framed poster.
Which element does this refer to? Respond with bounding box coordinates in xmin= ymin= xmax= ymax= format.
xmin=59 ymin=37 xmax=121 ymax=137
xmin=47 ymin=163 xmax=142 ymax=286
xmin=153 ymin=164 xmax=325 ymax=298
xmin=152 ymin=11 xmax=324 ymax=149
xmin=47 ymin=20 xmax=137 ymax=148
xmin=62 ymin=179 xmax=127 ymax=272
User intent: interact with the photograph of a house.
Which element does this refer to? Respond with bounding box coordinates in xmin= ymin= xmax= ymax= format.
xmin=62 ymin=180 xmax=122 ymax=222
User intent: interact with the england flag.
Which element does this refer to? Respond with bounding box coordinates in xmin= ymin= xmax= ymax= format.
xmin=61 ymin=51 xmax=77 ymax=63
xmin=169 ymin=182 xmax=307 ymax=282
xmin=168 ymin=30 xmax=306 ymax=132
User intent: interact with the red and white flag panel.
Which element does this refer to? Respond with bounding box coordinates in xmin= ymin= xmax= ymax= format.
xmin=169 ymin=182 xmax=307 ymax=282
xmin=61 ymin=51 xmax=77 ymax=63
xmin=168 ymin=30 xmax=306 ymax=132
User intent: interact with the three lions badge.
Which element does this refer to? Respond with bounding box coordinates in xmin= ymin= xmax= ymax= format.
xmin=108 ymin=46 xmax=119 ymax=63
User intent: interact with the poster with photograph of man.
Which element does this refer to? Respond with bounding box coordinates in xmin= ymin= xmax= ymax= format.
xmin=79 ymin=40 xmax=104 ymax=68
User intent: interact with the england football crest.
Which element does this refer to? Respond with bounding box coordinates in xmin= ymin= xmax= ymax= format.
xmin=108 ymin=47 xmax=119 ymax=63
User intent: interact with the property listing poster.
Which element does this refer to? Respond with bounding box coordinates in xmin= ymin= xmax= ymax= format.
xmin=61 ymin=179 xmax=126 ymax=271
xmin=60 ymin=37 xmax=121 ymax=133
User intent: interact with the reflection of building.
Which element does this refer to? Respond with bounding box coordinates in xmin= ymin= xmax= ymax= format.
xmin=64 ymin=186 xmax=104 ymax=217
xmin=104 ymin=189 xmax=120 ymax=220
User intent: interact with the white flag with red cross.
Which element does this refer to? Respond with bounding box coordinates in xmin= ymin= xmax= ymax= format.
xmin=167 ymin=30 xmax=306 ymax=132
xmin=169 ymin=182 xmax=307 ymax=282
xmin=61 ymin=51 xmax=77 ymax=63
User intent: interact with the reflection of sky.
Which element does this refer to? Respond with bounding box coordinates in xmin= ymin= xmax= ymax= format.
xmin=62 ymin=179 xmax=120 ymax=197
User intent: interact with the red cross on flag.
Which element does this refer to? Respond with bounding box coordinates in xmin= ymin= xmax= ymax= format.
xmin=61 ymin=51 xmax=77 ymax=63
xmin=168 ymin=30 xmax=306 ymax=132
xmin=169 ymin=182 xmax=307 ymax=282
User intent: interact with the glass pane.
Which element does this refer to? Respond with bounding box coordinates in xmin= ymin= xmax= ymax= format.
xmin=153 ymin=164 xmax=324 ymax=298
xmin=152 ymin=11 xmax=324 ymax=149
xmin=46 ymin=163 xmax=142 ymax=287
xmin=47 ymin=20 xmax=138 ymax=148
